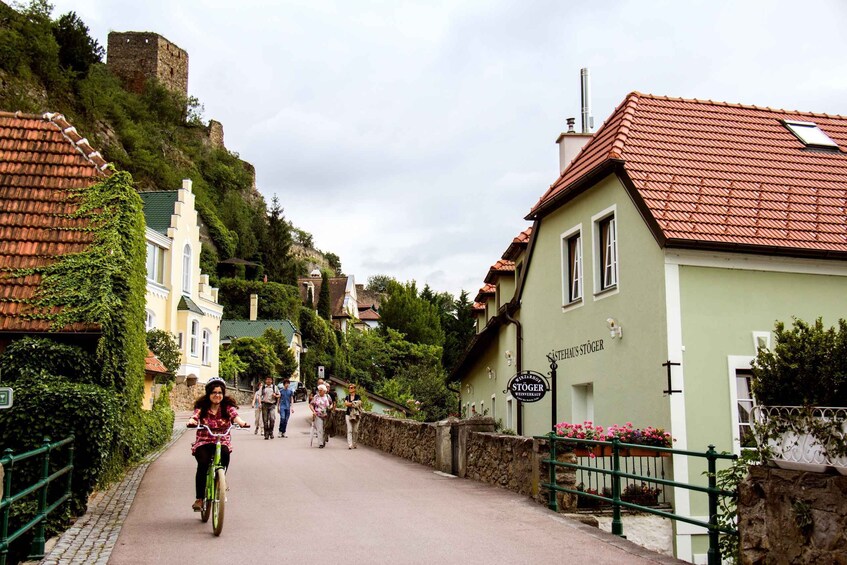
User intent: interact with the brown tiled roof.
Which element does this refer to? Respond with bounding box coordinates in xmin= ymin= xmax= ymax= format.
xmin=502 ymin=227 xmax=532 ymax=261
xmin=471 ymin=301 xmax=485 ymax=315
xmin=474 ymin=283 xmax=495 ymax=303
xmin=297 ymin=276 xmax=351 ymax=318
xmin=357 ymin=306 xmax=381 ymax=321
xmin=0 ymin=112 xmax=110 ymax=332
xmin=145 ymin=349 xmax=169 ymax=374
xmin=484 ymin=259 xmax=515 ymax=284
xmin=528 ymin=93 xmax=847 ymax=257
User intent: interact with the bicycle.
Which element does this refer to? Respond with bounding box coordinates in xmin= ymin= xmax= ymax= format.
xmin=187 ymin=423 xmax=242 ymax=536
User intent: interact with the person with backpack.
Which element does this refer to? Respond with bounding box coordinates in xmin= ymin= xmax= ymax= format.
xmin=277 ymin=378 xmax=294 ymax=438
xmin=343 ymin=383 xmax=363 ymax=449
xmin=258 ymin=375 xmax=280 ymax=440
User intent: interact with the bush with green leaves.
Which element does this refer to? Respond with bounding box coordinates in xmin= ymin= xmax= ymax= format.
xmin=217 ymin=278 xmax=301 ymax=321
xmin=146 ymin=329 xmax=180 ymax=383
xmin=0 ymin=336 xmax=96 ymax=384
xmin=752 ymin=317 xmax=847 ymax=407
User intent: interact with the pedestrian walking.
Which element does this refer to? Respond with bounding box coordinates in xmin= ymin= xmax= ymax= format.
xmin=310 ymin=384 xmax=332 ymax=448
xmin=258 ymin=375 xmax=280 ymax=440
xmin=343 ymin=383 xmax=363 ymax=449
xmin=252 ymin=382 xmax=262 ymax=435
xmin=277 ymin=378 xmax=294 ymax=438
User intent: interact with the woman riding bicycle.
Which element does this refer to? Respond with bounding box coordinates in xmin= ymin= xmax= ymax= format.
xmin=187 ymin=377 xmax=249 ymax=512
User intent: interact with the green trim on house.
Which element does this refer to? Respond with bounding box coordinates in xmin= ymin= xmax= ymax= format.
xmin=139 ymin=191 xmax=178 ymax=235
xmin=177 ymin=295 xmax=204 ymax=315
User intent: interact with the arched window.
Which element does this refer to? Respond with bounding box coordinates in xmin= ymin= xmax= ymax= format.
xmin=182 ymin=244 xmax=192 ymax=294
xmin=190 ymin=320 xmax=199 ymax=356
xmin=201 ymin=329 xmax=211 ymax=365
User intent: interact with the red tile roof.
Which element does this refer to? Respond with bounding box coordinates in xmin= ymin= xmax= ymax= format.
xmin=484 ymin=259 xmax=515 ymax=284
xmin=145 ymin=349 xmax=169 ymax=374
xmin=471 ymin=301 xmax=485 ymax=313
xmin=474 ymin=283 xmax=495 ymax=303
xmin=297 ymin=276 xmax=351 ymax=318
xmin=0 ymin=112 xmax=109 ymax=332
xmin=502 ymin=226 xmax=533 ymax=261
xmin=528 ymin=93 xmax=847 ymax=257
xmin=357 ymin=306 xmax=381 ymax=321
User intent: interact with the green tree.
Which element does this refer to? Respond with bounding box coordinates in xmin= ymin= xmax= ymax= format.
xmin=229 ymin=337 xmax=279 ymax=386
xmin=262 ymin=327 xmax=299 ymax=379
xmin=217 ymin=278 xmax=301 ymax=320
xmin=51 ymin=11 xmax=103 ymax=76
xmin=324 ymin=251 xmax=342 ymax=276
xmin=264 ymin=195 xmax=296 ymax=284
xmin=442 ymin=290 xmax=475 ymax=375
xmin=146 ymin=329 xmax=180 ymax=381
xmin=367 ymin=274 xmax=393 ymax=293
xmin=317 ymin=270 xmax=331 ymax=320
xmin=379 ymin=280 xmax=445 ymax=346
xmin=219 ymin=347 xmax=246 ymax=385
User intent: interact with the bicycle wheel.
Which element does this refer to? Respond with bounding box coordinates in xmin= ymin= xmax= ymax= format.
xmin=211 ymin=468 xmax=226 ymax=536
xmin=200 ymin=467 xmax=214 ymax=523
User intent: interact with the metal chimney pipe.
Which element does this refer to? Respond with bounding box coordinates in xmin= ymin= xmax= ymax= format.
xmin=580 ymin=68 xmax=592 ymax=133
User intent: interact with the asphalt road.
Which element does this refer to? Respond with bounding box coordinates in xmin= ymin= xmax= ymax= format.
xmin=108 ymin=405 xmax=677 ymax=565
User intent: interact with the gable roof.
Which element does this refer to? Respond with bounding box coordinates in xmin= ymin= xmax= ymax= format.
xmin=219 ymin=319 xmax=299 ymax=343
xmin=528 ymin=93 xmax=847 ymax=258
xmin=502 ymin=226 xmax=532 ymax=261
xmin=139 ymin=190 xmax=178 ymax=235
xmin=473 ymin=283 xmax=495 ymax=303
xmin=484 ymin=259 xmax=515 ymax=284
xmin=145 ymin=349 xmax=169 ymax=375
xmin=357 ymin=306 xmax=381 ymax=321
xmin=297 ymin=276 xmax=352 ymax=318
xmin=0 ymin=112 xmax=109 ymax=332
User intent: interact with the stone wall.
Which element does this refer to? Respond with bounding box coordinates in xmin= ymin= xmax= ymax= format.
xmin=329 ymin=411 xmax=576 ymax=511
xmin=169 ymin=382 xmax=252 ymax=412
xmin=207 ymin=120 xmax=224 ymax=148
xmin=107 ymin=32 xmax=188 ymax=96
xmin=739 ymin=465 xmax=847 ymax=564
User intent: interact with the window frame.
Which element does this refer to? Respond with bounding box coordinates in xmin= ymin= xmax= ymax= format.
xmin=189 ymin=319 xmax=199 ymax=357
xmin=182 ymin=243 xmax=192 ymax=295
xmin=592 ymin=205 xmax=619 ymax=297
xmin=201 ymin=329 xmax=211 ymax=365
xmin=727 ymin=355 xmax=756 ymax=454
xmin=146 ymin=242 xmax=165 ymax=284
xmin=145 ymin=310 xmax=155 ymax=331
xmin=561 ymin=224 xmax=583 ymax=308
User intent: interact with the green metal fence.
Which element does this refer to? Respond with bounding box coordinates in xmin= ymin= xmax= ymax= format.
xmin=0 ymin=436 xmax=75 ymax=565
xmin=538 ymin=434 xmax=737 ymax=565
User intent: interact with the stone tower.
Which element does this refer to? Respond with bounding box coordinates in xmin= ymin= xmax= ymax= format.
xmin=106 ymin=31 xmax=188 ymax=96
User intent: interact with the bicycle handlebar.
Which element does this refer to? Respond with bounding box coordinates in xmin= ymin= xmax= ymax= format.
xmin=186 ymin=423 xmax=246 ymax=436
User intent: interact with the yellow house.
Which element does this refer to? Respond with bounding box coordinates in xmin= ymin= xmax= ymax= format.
xmin=141 ymin=179 xmax=224 ymax=408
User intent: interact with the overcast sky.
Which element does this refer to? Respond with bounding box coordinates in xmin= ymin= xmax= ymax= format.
xmin=48 ymin=0 xmax=847 ymax=297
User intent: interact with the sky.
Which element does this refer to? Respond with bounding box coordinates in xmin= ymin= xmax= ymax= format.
xmin=47 ymin=0 xmax=847 ymax=298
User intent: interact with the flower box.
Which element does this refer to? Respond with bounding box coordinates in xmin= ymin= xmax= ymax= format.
xmin=757 ymin=406 xmax=847 ymax=474
xmin=620 ymin=446 xmax=670 ymax=458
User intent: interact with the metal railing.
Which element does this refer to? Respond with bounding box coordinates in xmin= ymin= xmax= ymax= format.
xmin=538 ymin=434 xmax=737 ymax=565
xmin=0 ymin=436 xmax=75 ymax=565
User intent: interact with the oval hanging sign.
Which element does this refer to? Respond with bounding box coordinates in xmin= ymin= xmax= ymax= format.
xmin=507 ymin=371 xmax=548 ymax=403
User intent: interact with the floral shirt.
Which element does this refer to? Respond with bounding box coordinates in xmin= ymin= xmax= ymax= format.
xmin=191 ymin=405 xmax=239 ymax=454
xmin=311 ymin=394 xmax=332 ymax=418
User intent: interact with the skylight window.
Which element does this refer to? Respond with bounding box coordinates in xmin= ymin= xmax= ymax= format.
xmin=782 ymin=120 xmax=839 ymax=149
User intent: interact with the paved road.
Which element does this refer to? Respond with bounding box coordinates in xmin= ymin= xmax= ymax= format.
xmin=108 ymin=406 xmax=678 ymax=565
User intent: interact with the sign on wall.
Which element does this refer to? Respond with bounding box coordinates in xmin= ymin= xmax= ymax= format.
xmin=0 ymin=387 xmax=13 ymax=410
xmin=507 ymin=371 xmax=548 ymax=403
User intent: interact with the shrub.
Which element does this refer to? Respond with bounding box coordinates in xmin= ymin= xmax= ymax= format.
xmin=751 ymin=318 xmax=847 ymax=406
xmin=217 ymin=278 xmax=301 ymax=321
xmin=0 ymin=336 xmax=97 ymax=384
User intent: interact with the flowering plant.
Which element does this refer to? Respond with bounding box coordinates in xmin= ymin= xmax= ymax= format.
xmin=604 ymin=423 xmax=673 ymax=448
xmin=554 ymin=421 xmax=605 ymax=441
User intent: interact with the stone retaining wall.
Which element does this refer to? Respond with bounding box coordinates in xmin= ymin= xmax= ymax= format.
xmin=169 ymin=382 xmax=253 ymax=411
xmin=739 ymin=465 xmax=847 ymax=564
xmin=329 ymin=411 xmax=575 ymax=511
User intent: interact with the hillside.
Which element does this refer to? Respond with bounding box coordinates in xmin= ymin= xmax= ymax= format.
xmin=0 ymin=0 xmax=335 ymax=283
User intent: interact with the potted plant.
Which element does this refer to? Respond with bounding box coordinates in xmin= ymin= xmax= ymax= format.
xmin=554 ymin=421 xmax=606 ymax=457
xmin=752 ymin=318 xmax=847 ymax=473
xmin=604 ymin=423 xmax=673 ymax=456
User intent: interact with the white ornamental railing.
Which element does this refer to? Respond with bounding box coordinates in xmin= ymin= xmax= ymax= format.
xmin=754 ymin=406 xmax=847 ymax=474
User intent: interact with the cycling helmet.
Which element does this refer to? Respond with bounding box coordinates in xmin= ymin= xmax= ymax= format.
xmin=205 ymin=377 xmax=227 ymax=395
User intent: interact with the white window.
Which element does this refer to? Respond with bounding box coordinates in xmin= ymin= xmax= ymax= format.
xmin=190 ymin=320 xmax=199 ymax=357
xmin=182 ymin=244 xmax=192 ymax=294
xmin=177 ymin=332 xmax=183 ymax=349
xmin=562 ymin=230 xmax=582 ymax=304
xmin=736 ymin=369 xmax=756 ymax=449
xmin=146 ymin=242 xmax=164 ymax=284
xmin=599 ymin=215 xmax=617 ymax=290
xmin=145 ymin=310 xmax=155 ymax=331
xmin=201 ymin=329 xmax=211 ymax=365
xmin=572 ymin=383 xmax=594 ymax=424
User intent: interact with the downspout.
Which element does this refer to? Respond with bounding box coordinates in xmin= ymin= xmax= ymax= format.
xmin=503 ymin=305 xmax=522 ymax=435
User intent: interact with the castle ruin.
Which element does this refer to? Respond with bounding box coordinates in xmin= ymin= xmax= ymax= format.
xmin=106 ymin=31 xmax=188 ymax=96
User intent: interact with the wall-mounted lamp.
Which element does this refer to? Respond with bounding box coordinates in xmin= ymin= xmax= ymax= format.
xmin=486 ymin=366 xmax=495 ymax=379
xmin=504 ymin=350 xmax=513 ymax=366
xmin=606 ymin=317 xmax=623 ymax=339
xmin=465 ymin=383 xmax=474 ymax=394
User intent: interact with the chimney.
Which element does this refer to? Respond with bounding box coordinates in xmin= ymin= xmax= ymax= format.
xmin=556 ymin=118 xmax=593 ymax=174
xmin=249 ymin=293 xmax=258 ymax=321
xmin=580 ymin=67 xmax=593 ymax=133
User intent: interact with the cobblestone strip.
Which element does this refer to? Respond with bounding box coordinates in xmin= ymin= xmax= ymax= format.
xmin=40 ymin=425 xmax=187 ymax=565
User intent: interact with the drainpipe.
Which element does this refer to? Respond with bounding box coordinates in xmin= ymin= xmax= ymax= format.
xmin=503 ymin=306 xmax=522 ymax=435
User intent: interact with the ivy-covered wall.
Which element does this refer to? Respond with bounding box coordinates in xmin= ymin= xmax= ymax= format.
xmin=0 ymin=170 xmax=173 ymax=509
